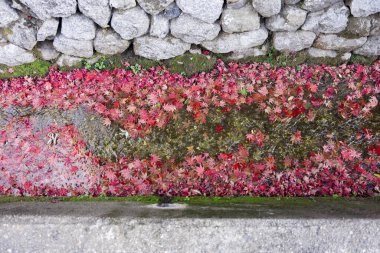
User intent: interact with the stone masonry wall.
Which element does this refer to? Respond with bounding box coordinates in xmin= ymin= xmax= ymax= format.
xmin=0 ymin=0 xmax=379 ymax=67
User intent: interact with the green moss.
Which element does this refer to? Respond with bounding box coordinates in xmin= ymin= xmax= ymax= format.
xmin=0 ymin=60 xmax=50 ymax=79
xmin=278 ymin=51 xmax=309 ymax=67
xmin=58 ymin=54 xmax=123 ymax=72
xmin=336 ymin=30 xmax=364 ymax=40
xmin=233 ymin=48 xmax=309 ymax=67
xmin=306 ymin=55 xmax=345 ymax=66
xmin=57 ymin=53 xmax=135 ymax=73
xmin=222 ymin=47 xmax=378 ymax=68
xmin=349 ymin=54 xmax=378 ymax=65
xmin=166 ymin=53 xmax=217 ymax=77
xmin=0 ymin=27 xmax=13 ymax=37
xmin=125 ymin=55 xmax=162 ymax=70
xmin=237 ymin=49 xmax=378 ymax=67
xmin=100 ymin=54 xmax=126 ymax=69
xmin=32 ymin=46 xmax=44 ymax=61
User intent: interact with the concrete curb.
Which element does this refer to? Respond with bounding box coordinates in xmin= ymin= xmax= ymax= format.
xmin=0 ymin=202 xmax=379 ymax=253
xmin=1 ymin=216 xmax=379 ymax=253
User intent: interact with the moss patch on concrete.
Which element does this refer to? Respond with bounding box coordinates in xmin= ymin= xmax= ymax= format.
xmin=113 ymin=104 xmax=378 ymax=166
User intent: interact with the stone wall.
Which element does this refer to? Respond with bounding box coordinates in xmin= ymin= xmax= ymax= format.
xmin=0 ymin=0 xmax=379 ymax=67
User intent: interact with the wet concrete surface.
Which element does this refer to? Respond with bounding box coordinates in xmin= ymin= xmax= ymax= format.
xmin=0 ymin=199 xmax=379 ymax=219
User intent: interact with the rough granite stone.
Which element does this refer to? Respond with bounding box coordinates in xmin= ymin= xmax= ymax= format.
xmin=201 ymin=26 xmax=268 ymax=53
xmin=0 ymin=33 xmax=6 ymax=43
xmin=314 ymin=34 xmax=367 ymax=52
xmin=136 ymin=0 xmax=174 ymax=15
xmin=133 ymin=36 xmax=191 ymax=60
xmin=371 ymin=14 xmax=380 ymax=36
xmin=61 ymin=14 xmax=96 ymax=41
xmin=78 ymin=0 xmax=112 ymax=28
xmin=348 ymin=0 xmax=380 ymax=18
xmin=308 ymin=47 xmax=337 ymax=58
xmin=354 ymin=36 xmax=380 ymax=56
xmin=302 ymin=3 xmax=349 ymax=34
xmin=273 ymin=31 xmax=317 ymax=52
xmin=56 ymin=54 xmax=83 ymax=67
xmin=6 ymin=19 xmax=37 ymax=50
xmin=0 ymin=43 xmax=35 ymax=66
xmin=221 ymin=4 xmax=260 ymax=33
xmin=56 ymin=54 xmax=101 ymax=66
xmin=176 ymin=0 xmax=224 ymax=23
xmin=37 ymin=18 xmax=59 ymax=41
xmin=346 ymin=16 xmax=372 ymax=37
xmin=252 ymin=0 xmax=282 ymax=17
xmin=37 ymin=41 xmax=60 ymax=60
xmin=302 ymin=0 xmax=342 ymax=12
xmin=226 ymin=0 xmax=248 ymax=9
xmin=228 ymin=44 xmax=269 ymax=60
xmin=0 ymin=0 xmax=379 ymax=67
xmin=171 ymin=14 xmax=221 ymax=44
xmin=341 ymin=52 xmax=351 ymax=61
xmin=162 ymin=2 xmax=181 ymax=19
xmin=53 ymin=35 xmax=94 ymax=58
xmin=10 ymin=0 xmax=23 ymax=10
xmin=302 ymin=10 xmax=324 ymax=31
xmin=0 ymin=0 xmax=19 ymax=27
xmin=94 ymin=28 xmax=131 ymax=55
xmin=189 ymin=45 xmax=202 ymax=55
xmin=266 ymin=5 xmax=307 ymax=32
xmin=110 ymin=0 xmax=136 ymax=10
xmin=150 ymin=14 xmax=170 ymax=38
xmin=18 ymin=0 xmax=77 ymax=20
xmin=285 ymin=0 xmax=301 ymax=4
xmin=111 ymin=6 xmax=150 ymax=40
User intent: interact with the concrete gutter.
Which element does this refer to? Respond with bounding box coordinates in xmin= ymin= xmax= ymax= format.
xmin=0 ymin=202 xmax=379 ymax=253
